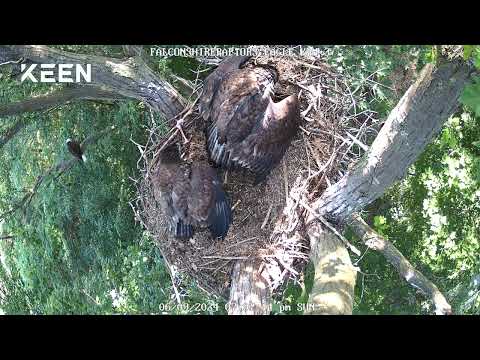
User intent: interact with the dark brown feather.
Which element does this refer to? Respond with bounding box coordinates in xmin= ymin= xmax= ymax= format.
xmin=152 ymin=143 xmax=232 ymax=240
xmin=198 ymin=56 xmax=251 ymax=121
xmin=202 ymin=61 xmax=300 ymax=184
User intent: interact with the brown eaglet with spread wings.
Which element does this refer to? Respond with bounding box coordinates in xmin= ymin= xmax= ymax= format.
xmin=199 ymin=56 xmax=301 ymax=185
xmin=151 ymin=130 xmax=232 ymax=240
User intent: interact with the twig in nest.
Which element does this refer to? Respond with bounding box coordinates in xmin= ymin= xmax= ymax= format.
xmin=145 ymin=96 xmax=202 ymax=176
xmin=261 ymin=204 xmax=274 ymax=230
xmin=231 ymin=199 xmax=241 ymax=211
xmin=202 ymin=256 xmax=250 ymax=260
xmin=283 ymin=159 xmax=289 ymax=204
xmin=346 ymin=131 xmax=369 ymax=152
xmin=225 ymin=237 xmax=258 ymax=250
xmin=213 ymin=260 xmax=232 ymax=275
xmin=274 ymin=256 xmax=299 ymax=276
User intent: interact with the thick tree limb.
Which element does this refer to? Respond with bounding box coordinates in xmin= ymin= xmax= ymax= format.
xmin=122 ymin=45 xmax=145 ymax=58
xmin=300 ymin=58 xmax=474 ymax=315
xmin=1 ymin=45 xmax=185 ymax=119
xmin=305 ymin=220 xmax=357 ymax=314
xmin=227 ymin=259 xmax=272 ymax=315
xmin=348 ymin=213 xmax=452 ymax=315
xmin=0 ymin=86 xmax=124 ymax=118
xmin=311 ymin=59 xmax=476 ymax=223
xmin=0 ymin=87 xmax=123 ymax=150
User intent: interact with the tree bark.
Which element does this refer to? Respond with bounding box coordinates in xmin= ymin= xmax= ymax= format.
xmin=0 ymin=86 xmax=123 ymax=118
xmin=300 ymin=58 xmax=475 ymax=315
xmin=1 ymin=45 xmax=185 ymax=119
xmin=311 ymin=59 xmax=476 ymax=223
xmin=348 ymin=213 xmax=452 ymax=315
xmin=304 ymin=220 xmax=357 ymax=314
xmin=227 ymin=259 xmax=272 ymax=315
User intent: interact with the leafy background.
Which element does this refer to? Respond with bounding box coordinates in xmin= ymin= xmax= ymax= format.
xmin=0 ymin=45 xmax=479 ymax=314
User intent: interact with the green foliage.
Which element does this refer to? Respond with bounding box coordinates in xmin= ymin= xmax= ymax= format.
xmin=351 ymin=113 xmax=480 ymax=314
xmin=322 ymin=45 xmax=429 ymax=118
xmin=460 ymin=77 xmax=480 ymax=118
xmin=460 ymin=45 xmax=480 ymax=118
xmin=271 ymin=263 xmax=315 ymax=315
xmin=0 ymin=47 xmax=202 ymax=314
xmin=463 ymin=45 xmax=480 ymax=68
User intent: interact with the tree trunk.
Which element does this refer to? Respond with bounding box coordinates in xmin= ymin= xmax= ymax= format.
xmin=298 ymin=59 xmax=475 ymax=315
xmin=305 ymin=220 xmax=357 ymax=314
xmin=227 ymin=260 xmax=272 ymax=315
xmin=311 ymin=59 xmax=476 ymax=223
xmin=0 ymin=86 xmax=123 ymax=118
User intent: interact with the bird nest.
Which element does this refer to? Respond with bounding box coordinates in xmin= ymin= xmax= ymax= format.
xmin=131 ymin=49 xmax=380 ymax=300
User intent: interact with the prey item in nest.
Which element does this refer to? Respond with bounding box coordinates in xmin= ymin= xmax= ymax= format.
xmin=199 ymin=56 xmax=302 ymax=185
xmin=150 ymin=130 xmax=232 ymax=240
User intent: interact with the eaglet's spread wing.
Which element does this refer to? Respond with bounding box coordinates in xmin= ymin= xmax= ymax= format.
xmin=198 ymin=55 xmax=251 ymax=121
xmin=152 ymin=146 xmax=232 ymax=240
xmin=201 ymin=61 xmax=301 ymax=184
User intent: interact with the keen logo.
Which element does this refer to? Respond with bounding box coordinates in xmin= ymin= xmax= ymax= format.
xmin=20 ymin=64 xmax=92 ymax=83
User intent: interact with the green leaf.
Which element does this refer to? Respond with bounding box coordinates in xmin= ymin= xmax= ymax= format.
xmin=463 ymin=45 xmax=474 ymax=60
xmin=475 ymin=55 xmax=480 ymax=70
xmin=472 ymin=140 xmax=480 ymax=149
xmin=460 ymin=77 xmax=480 ymax=118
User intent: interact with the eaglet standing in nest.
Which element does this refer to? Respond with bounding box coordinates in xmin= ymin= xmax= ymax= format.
xmin=150 ymin=128 xmax=232 ymax=241
xmin=199 ymin=56 xmax=302 ymax=185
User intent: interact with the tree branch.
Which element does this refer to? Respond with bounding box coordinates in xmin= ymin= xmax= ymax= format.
xmin=227 ymin=259 xmax=272 ymax=315
xmin=0 ymin=86 xmax=124 ymax=118
xmin=304 ymin=220 xmax=357 ymax=314
xmin=1 ymin=45 xmax=185 ymax=119
xmin=348 ymin=213 xmax=452 ymax=315
xmin=122 ymin=45 xmax=145 ymax=58
xmin=299 ymin=59 xmax=474 ymax=315
xmin=0 ymin=86 xmax=123 ymax=151
xmin=310 ymin=59 xmax=476 ymax=223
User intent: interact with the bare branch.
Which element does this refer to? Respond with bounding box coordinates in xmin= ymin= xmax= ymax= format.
xmin=349 ymin=213 xmax=452 ymax=315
